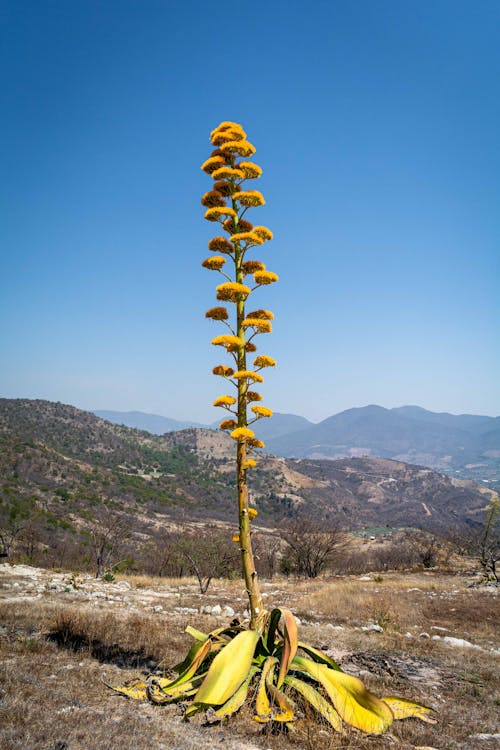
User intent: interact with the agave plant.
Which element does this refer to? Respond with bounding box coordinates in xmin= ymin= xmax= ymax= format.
xmin=112 ymin=121 xmax=436 ymax=735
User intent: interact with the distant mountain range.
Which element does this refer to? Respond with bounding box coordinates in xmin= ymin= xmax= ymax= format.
xmin=0 ymin=399 xmax=495 ymax=538
xmin=92 ymin=405 xmax=500 ymax=484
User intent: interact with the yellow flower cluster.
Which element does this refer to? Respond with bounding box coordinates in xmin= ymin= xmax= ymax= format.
xmin=251 ymin=405 xmax=273 ymax=418
xmin=213 ymin=364 xmax=234 ymax=377
xmin=220 ymin=419 xmax=238 ymax=430
xmin=223 ymin=218 xmax=253 ymax=234
xmin=213 ymin=395 xmax=236 ymax=407
xmin=242 ymin=318 xmax=272 ymax=333
xmin=205 ymin=206 xmax=237 ymax=222
xmin=248 ymin=507 xmax=258 ymax=519
xmin=252 ymin=226 xmax=273 ymax=242
xmin=233 ymin=190 xmax=265 ymax=207
xmin=208 ymin=236 xmax=234 ymax=254
xmin=238 ymin=161 xmax=262 ymax=179
xmin=220 ymin=140 xmax=256 ymax=158
xmin=247 ymin=437 xmax=265 ymax=449
xmin=212 ymin=167 xmax=244 ymax=181
xmin=201 ymin=190 xmax=226 ymax=208
xmin=254 ymin=355 xmax=276 ymax=368
xmin=230 ymin=232 xmax=264 ymax=246
xmin=243 ymin=459 xmax=257 ymax=469
xmin=205 ymin=306 xmax=229 ymax=321
xmin=211 ymin=128 xmax=246 ymax=146
xmin=242 ymin=261 xmax=266 ymax=275
xmin=233 ymin=370 xmax=264 ymax=383
xmin=246 ymin=391 xmax=262 ymax=402
xmin=211 ymin=334 xmax=244 ymax=348
xmin=201 ymin=156 xmax=225 ymax=174
xmin=210 ymin=121 xmax=247 ymax=142
xmin=213 ymin=180 xmax=232 ymax=197
xmin=216 ymin=282 xmax=251 ymax=301
xmin=245 ymin=342 xmax=257 ymax=352
xmin=230 ymin=426 xmax=255 ymax=440
xmin=254 ymin=270 xmax=278 ymax=285
xmin=201 ymin=256 xmax=226 ymax=270
xmin=246 ymin=309 xmax=274 ymax=320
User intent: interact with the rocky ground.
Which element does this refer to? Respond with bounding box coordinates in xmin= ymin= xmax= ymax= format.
xmin=1 ymin=564 xmax=499 ymax=750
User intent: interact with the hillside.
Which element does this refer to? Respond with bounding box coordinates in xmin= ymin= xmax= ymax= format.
xmin=266 ymin=405 xmax=500 ymax=484
xmin=1 ymin=397 xmax=493 ymax=538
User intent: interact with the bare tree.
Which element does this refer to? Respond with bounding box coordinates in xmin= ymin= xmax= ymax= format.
xmin=175 ymin=526 xmax=240 ymax=594
xmin=282 ymin=520 xmax=345 ymax=578
xmin=86 ymin=508 xmax=130 ymax=578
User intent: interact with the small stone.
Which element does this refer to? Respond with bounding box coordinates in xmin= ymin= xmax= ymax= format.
xmin=419 ymin=632 xmax=430 ymax=638
xmin=200 ymin=605 xmax=212 ymax=614
xmin=222 ymin=605 xmax=235 ymax=617
xmin=153 ymin=605 xmax=163 ymax=613
xmin=211 ymin=604 xmax=222 ymax=615
xmin=362 ymin=623 xmax=383 ymax=632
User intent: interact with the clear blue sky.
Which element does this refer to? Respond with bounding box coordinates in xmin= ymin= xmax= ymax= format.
xmin=1 ymin=0 xmax=499 ymax=423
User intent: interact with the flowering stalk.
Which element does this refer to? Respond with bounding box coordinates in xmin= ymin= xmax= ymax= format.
xmin=201 ymin=121 xmax=277 ymax=630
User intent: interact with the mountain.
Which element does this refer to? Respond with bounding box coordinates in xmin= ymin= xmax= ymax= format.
xmin=265 ymin=405 xmax=500 ymax=485
xmin=93 ymin=409 xmax=312 ymax=441
xmin=92 ymin=410 xmax=204 ymax=434
xmin=0 ymin=398 xmax=493 ymax=531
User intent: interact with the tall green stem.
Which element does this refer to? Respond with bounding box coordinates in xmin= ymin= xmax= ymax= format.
xmin=233 ymin=198 xmax=264 ymax=631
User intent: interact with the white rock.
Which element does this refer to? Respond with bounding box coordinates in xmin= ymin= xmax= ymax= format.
xmin=222 ymin=605 xmax=235 ymax=617
xmin=432 ymin=635 xmax=481 ymax=650
xmin=362 ymin=623 xmax=383 ymax=632
xmin=117 ymin=580 xmax=131 ymax=589
xmin=405 ymin=632 xmax=413 ymax=638
xmin=200 ymin=605 xmax=212 ymax=614
xmin=211 ymin=604 xmax=222 ymax=615
xmin=419 ymin=632 xmax=430 ymax=638
xmin=153 ymin=605 xmax=163 ymax=613
xmin=358 ymin=576 xmax=371 ymax=581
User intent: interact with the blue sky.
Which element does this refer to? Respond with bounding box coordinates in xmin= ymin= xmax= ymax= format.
xmin=1 ymin=0 xmax=499 ymax=423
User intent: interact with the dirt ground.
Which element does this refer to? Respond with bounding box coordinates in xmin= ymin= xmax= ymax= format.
xmin=0 ymin=564 xmax=498 ymax=750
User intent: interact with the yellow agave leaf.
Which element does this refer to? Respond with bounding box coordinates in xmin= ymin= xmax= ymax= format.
xmin=110 ymin=679 xmax=148 ymax=701
xmin=147 ymin=673 xmax=206 ymax=702
xmin=297 ymin=641 xmax=342 ymax=671
xmin=293 ymin=656 xmax=393 ymax=734
xmin=254 ymin=656 xmax=277 ymax=722
xmin=266 ymin=682 xmax=295 ymax=723
xmin=285 ymin=675 xmax=342 ymax=732
xmin=382 ymin=696 xmax=437 ymax=724
xmin=190 ymin=629 xmax=259 ymax=708
xmin=184 ymin=625 xmax=208 ymax=642
xmin=166 ymin=637 xmax=212 ymax=691
xmin=147 ymin=679 xmax=199 ymax=705
xmin=211 ymin=665 xmax=259 ymax=719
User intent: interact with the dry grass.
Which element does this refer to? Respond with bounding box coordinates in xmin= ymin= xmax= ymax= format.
xmin=1 ymin=567 xmax=499 ymax=749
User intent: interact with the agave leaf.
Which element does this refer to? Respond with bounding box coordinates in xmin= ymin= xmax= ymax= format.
xmin=297 ymin=641 xmax=342 ymax=671
xmin=166 ymin=637 xmax=212 ymax=690
xmin=292 ymin=656 xmax=393 ymax=734
xmin=147 ymin=678 xmax=200 ymax=704
xmin=266 ymin=682 xmax=295 ymax=722
xmin=185 ymin=625 xmax=208 ymax=642
xmin=190 ymin=629 xmax=259 ymax=708
xmin=276 ymin=608 xmax=298 ymax=688
xmin=285 ymin=674 xmax=342 ymax=732
xmin=109 ymin=679 xmax=148 ymax=701
xmin=148 ymin=672 xmax=207 ymax=702
xmin=254 ymin=656 xmax=277 ymax=722
xmin=266 ymin=609 xmax=282 ymax=654
xmin=382 ymin=696 xmax=437 ymax=724
xmin=211 ymin=665 xmax=259 ymax=719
